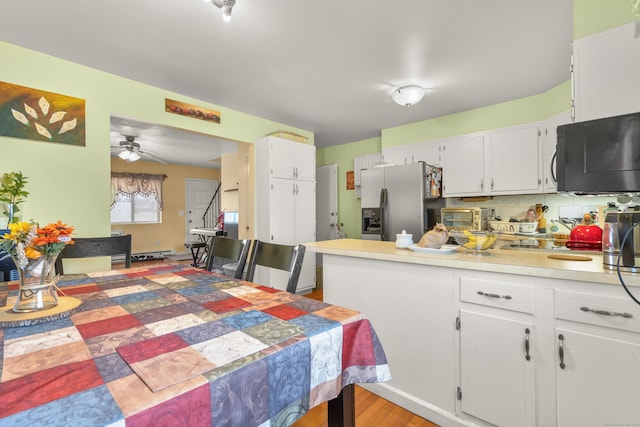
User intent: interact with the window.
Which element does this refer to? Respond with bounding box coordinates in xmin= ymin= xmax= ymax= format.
xmin=111 ymin=173 xmax=166 ymax=224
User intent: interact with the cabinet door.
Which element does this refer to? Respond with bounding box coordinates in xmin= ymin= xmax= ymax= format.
xmin=487 ymin=125 xmax=540 ymax=194
xmin=353 ymin=155 xmax=368 ymax=187
xmin=541 ymin=113 xmax=571 ymax=193
xmin=408 ymin=141 xmax=442 ymax=166
xmin=268 ymin=137 xmax=296 ymax=179
xmin=459 ymin=310 xmax=536 ymax=427
xmin=381 ymin=146 xmax=407 ymax=166
xmin=268 ymin=178 xmax=295 ymax=243
xmin=556 ymin=328 xmax=640 ymax=427
xmin=574 ymin=23 xmax=640 ymax=122
xmin=293 ymin=142 xmax=316 ymax=182
xmin=442 ymin=135 xmax=485 ymax=196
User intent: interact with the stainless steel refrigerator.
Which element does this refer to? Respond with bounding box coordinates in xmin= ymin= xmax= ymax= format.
xmin=361 ymin=162 xmax=444 ymax=241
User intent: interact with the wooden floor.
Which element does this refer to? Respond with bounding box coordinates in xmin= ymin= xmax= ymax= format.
xmin=116 ymin=259 xmax=438 ymax=427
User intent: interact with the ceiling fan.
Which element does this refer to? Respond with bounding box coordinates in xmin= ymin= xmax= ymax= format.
xmin=111 ymin=135 xmax=167 ymax=164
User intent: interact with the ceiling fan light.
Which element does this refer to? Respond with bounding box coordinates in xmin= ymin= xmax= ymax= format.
xmin=118 ymin=150 xmax=131 ymax=160
xmin=128 ymin=151 xmax=141 ymax=162
xmin=392 ymin=85 xmax=426 ymax=107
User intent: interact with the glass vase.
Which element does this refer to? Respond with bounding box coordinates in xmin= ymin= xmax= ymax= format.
xmin=12 ymin=253 xmax=59 ymax=313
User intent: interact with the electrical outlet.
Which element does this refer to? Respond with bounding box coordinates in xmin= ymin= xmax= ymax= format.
xmin=156 ymin=240 xmax=161 ymax=247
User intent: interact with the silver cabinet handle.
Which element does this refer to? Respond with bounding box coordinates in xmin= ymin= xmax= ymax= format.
xmin=477 ymin=291 xmax=512 ymax=300
xmin=558 ymin=334 xmax=565 ymax=370
xmin=524 ymin=328 xmax=531 ymax=361
xmin=580 ymin=306 xmax=633 ymax=318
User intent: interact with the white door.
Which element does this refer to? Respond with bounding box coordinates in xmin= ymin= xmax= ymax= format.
xmin=185 ymin=178 xmax=218 ymax=240
xmin=316 ymin=164 xmax=338 ymax=241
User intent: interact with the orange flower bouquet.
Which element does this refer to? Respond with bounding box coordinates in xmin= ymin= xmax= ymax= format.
xmin=1 ymin=220 xmax=74 ymax=312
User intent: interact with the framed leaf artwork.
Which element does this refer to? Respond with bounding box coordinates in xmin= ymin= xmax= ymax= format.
xmin=0 ymin=81 xmax=85 ymax=147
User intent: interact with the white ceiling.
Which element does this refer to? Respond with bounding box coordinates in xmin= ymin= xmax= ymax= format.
xmin=1 ymin=0 xmax=573 ymax=167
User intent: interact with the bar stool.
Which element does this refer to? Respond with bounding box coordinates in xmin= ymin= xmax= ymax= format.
xmin=184 ymin=241 xmax=207 ymax=267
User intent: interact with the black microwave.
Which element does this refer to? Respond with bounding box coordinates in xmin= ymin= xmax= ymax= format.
xmin=556 ymin=111 xmax=640 ymax=195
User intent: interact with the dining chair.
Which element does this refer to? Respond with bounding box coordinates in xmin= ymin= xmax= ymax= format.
xmin=54 ymin=235 xmax=132 ymax=275
xmin=205 ymin=236 xmax=251 ymax=279
xmin=245 ymin=240 xmax=305 ymax=293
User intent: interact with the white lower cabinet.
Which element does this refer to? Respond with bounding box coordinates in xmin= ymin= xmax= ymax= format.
xmin=555 ymin=328 xmax=640 ymax=427
xmin=457 ymin=275 xmax=536 ymax=427
xmin=554 ymin=289 xmax=640 ymax=427
xmin=319 ymin=251 xmax=640 ymax=427
xmin=459 ymin=310 xmax=535 ymax=427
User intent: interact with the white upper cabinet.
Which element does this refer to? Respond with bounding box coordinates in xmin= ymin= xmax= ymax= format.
xmin=573 ymin=22 xmax=640 ymax=122
xmin=442 ymin=134 xmax=486 ymax=196
xmin=486 ymin=124 xmax=540 ymax=195
xmin=407 ymin=140 xmax=443 ymax=166
xmin=353 ymin=152 xmax=382 ymax=187
xmin=381 ymin=146 xmax=408 ymax=166
xmin=265 ymin=136 xmax=316 ymax=182
xmin=442 ymin=124 xmax=541 ymax=197
xmin=540 ymin=112 xmax=572 ymax=193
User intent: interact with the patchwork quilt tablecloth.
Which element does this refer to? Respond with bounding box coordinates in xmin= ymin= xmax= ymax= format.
xmin=0 ymin=263 xmax=390 ymax=426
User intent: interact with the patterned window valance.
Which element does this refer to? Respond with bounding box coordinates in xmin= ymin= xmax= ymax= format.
xmin=111 ymin=172 xmax=167 ymax=210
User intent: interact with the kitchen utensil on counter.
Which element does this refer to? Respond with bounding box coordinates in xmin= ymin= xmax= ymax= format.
xmin=547 ymin=254 xmax=593 ymax=261
xmin=396 ymin=230 xmax=414 ymax=248
xmin=535 ymin=204 xmax=548 ymax=233
xmin=567 ymin=213 xmax=603 ymax=251
xmin=519 ymin=222 xmax=538 ymax=233
xmin=450 ymin=230 xmax=499 ymax=255
xmin=602 ymin=209 xmax=640 ymax=272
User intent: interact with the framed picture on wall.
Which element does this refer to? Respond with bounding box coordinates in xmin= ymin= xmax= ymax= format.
xmin=0 ymin=81 xmax=85 ymax=147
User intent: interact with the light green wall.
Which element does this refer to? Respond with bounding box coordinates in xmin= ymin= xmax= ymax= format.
xmin=573 ymin=0 xmax=636 ymax=38
xmin=0 ymin=41 xmax=312 ymax=238
xmin=318 ymin=137 xmax=381 ymax=239
xmin=317 ymin=0 xmax=634 ymax=239
xmin=381 ymin=82 xmax=571 ymax=150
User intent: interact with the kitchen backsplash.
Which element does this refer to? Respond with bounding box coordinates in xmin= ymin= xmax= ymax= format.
xmin=445 ymin=193 xmax=638 ymax=227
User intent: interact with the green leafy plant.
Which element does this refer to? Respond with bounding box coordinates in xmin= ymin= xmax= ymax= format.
xmin=0 ymin=171 xmax=29 ymax=225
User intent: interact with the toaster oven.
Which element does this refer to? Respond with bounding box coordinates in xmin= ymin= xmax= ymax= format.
xmin=441 ymin=207 xmax=489 ymax=232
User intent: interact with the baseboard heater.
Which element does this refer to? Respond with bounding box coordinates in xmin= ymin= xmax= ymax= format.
xmin=112 ymin=250 xmax=175 ymax=264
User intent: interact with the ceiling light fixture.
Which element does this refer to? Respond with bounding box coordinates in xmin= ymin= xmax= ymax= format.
xmin=118 ymin=148 xmax=141 ymax=162
xmin=118 ymin=150 xmax=131 ymax=161
xmin=392 ymin=85 xmax=427 ymax=107
xmin=204 ymin=0 xmax=236 ymax=22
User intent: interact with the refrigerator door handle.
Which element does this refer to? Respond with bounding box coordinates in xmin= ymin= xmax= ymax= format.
xmin=380 ymin=188 xmax=388 ymax=241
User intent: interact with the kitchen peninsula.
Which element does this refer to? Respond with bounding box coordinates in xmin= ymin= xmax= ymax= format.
xmin=306 ymin=239 xmax=640 ymax=427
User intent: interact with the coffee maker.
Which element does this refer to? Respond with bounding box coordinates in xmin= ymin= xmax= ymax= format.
xmin=603 ymin=209 xmax=640 ymax=272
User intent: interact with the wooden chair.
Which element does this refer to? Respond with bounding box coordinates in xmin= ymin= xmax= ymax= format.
xmin=205 ymin=236 xmax=251 ymax=279
xmin=245 ymin=240 xmax=305 ymax=293
xmin=54 ymin=235 xmax=132 ymax=275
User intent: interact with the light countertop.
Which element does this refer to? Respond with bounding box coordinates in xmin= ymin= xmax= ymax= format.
xmin=305 ymin=239 xmax=640 ymax=287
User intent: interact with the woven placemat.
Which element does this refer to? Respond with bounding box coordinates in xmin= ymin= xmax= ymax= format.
xmin=0 ymin=296 xmax=82 ymax=327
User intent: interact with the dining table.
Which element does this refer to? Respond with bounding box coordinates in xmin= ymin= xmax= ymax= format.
xmin=0 ymin=262 xmax=391 ymax=426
